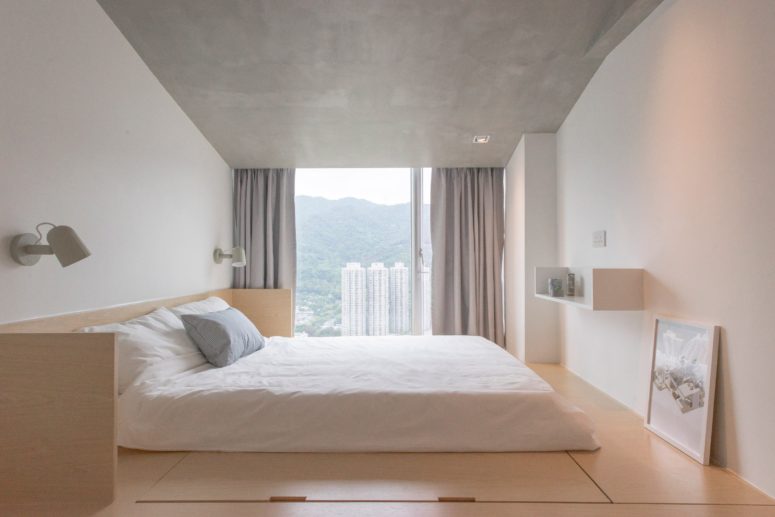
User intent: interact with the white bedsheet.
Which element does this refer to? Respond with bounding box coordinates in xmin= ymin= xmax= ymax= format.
xmin=118 ymin=335 xmax=599 ymax=452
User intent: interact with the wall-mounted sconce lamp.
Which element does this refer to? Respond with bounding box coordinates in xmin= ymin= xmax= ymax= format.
xmin=10 ymin=222 xmax=91 ymax=267
xmin=213 ymin=246 xmax=246 ymax=268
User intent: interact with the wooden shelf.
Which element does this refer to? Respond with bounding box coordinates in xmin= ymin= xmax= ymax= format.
xmin=535 ymin=267 xmax=643 ymax=311
xmin=534 ymin=294 xmax=591 ymax=309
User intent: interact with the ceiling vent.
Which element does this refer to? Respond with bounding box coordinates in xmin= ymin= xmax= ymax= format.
xmin=472 ymin=135 xmax=490 ymax=144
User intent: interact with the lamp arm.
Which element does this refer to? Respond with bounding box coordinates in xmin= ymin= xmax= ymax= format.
xmin=24 ymin=244 xmax=54 ymax=255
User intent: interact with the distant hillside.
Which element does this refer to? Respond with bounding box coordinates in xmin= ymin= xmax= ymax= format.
xmin=295 ymin=196 xmax=430 ymax=336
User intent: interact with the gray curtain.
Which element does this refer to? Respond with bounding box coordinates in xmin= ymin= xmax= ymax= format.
xmin=431 ymin=167 xmax=505 ymax=346
xmin=233 ymin=168 xmax=296 ymax=290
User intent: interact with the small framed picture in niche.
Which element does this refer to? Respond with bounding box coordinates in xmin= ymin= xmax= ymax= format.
xmin=645 ymin=316 xmax=720 ymax=465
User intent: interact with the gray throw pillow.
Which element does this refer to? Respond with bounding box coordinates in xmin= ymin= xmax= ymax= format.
xmin=181 ymin=307 xmax=265 ymax=367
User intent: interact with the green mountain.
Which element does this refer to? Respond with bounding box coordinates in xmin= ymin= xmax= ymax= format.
xmin=295 ymin=196 xmax=430 ymax=336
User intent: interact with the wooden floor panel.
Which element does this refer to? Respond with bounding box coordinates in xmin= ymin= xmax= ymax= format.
xmin=569 ymin=433 xmax=772 ymax=505
xmin=139 ymin=451 xmax=608 ymax=503
xmin=114 ymin=448 xmax=189 ymax=503
xmin=532 ymin=364 xmax=774 ymax=505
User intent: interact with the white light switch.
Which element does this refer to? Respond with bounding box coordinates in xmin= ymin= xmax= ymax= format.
xmin=592 ymin=230 xmax=606 ymax=248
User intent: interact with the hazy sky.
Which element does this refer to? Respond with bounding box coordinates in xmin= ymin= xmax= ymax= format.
xmin=296 ymin=168 xmax=431 ymax=205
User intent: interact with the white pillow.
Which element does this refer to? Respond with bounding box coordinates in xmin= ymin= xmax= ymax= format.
xmin=169 ymin=296 xmax=230 ymax=317
xmin=81 ymin=307 xmax=206 ymax=394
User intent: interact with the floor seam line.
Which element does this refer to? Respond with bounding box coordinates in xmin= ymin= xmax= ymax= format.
xmin=135 ymin=499 xmax=625 ymax=504
xmin=133 ymin=500 xmax=775 ymax=506
xmin=567 ymin=451 xmax=613 ymax=503
xmin=135 ymin=452 xmax=191 ymax=503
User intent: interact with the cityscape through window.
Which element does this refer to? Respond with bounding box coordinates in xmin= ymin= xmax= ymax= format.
xmin=295 ymin=168 xmax=431 ymax=337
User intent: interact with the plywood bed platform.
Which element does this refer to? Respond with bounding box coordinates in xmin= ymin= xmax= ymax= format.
xmin=4 ymin=364 xmax=762 ymax=517
xmin=110 ymin=365 xmax=772 ymax=510
xmin=136 ymin=450 xmax=607 ymax=503
xmin=1 ymin=291 xmax=774 ymax=516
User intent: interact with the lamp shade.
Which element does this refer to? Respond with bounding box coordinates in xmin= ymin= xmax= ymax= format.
xmin=230 ymin=246 xmax=246 ymax=268
xmin=46 ymin=225 xmax=91 ymax=267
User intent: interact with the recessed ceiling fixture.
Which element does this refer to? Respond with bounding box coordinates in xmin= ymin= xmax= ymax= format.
xmin=473 ymin=135 xmax=490 ymax=144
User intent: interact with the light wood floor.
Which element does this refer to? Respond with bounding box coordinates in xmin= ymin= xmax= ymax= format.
xmin=2 ymin=364 xmax=773 ymax=516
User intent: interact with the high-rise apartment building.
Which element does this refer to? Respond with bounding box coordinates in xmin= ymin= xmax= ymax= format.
xmin=366 ymin=262 xmax=389 ymax=336
xmin=389 ymin=262 xmax=410 ymax=334
xmin=341 ymin=261 xmax=419 ymax=336
xmin=341 ymin=262 xmax=366 ymax=336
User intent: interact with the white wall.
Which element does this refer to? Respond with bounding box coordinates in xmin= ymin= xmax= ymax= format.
xmin=0 ymin=0 xmax=233 ymax=324
xmin=505 ymin=134 xmax=558 ymax=363
xmin=556 ymin=0 xmax=775 ymax=496
xmin=505 ymin=138 xmax=526 ymax=359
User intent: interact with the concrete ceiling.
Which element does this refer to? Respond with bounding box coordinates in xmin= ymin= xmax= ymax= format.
xmin=98 ymin=0 xmax=661 ymax=168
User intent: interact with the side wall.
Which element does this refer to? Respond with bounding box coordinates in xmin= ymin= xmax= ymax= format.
xmin=0 ymin=0 xmax=233 ymax=324
xmin=505 ymin=134 xmax=559 ymax=363
xmin=556 ymin=0 xmax=775 ymax=496
xmin=504 ymin=138 xmax=526 ymax=359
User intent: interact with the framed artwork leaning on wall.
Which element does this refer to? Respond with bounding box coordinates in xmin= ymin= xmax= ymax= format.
xmin=645 ymin=316 xmax=720 ymax=465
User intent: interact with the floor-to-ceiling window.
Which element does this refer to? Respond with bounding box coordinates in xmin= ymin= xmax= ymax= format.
xmin=420 ymin=168 xmax=432 ymax=335
xmin=295 ymin=168 xmax=430 ymax=337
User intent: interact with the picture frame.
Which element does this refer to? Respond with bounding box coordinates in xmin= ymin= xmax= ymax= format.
xmin=645 ymin=316 xmax=720 ymax=465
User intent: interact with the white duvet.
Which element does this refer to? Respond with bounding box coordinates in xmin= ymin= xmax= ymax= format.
xmin=119 ymin=335 xmax=599 ymax=452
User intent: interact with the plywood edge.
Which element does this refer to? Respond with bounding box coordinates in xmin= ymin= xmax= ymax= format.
xmin=0 ymin=288 xmax=294 ymax=337
xmin=0 ymin=289 xmax=233 ymax=333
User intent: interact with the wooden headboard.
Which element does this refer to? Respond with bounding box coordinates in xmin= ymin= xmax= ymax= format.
xmin=0 ymin=288 xmax=294 ymax=336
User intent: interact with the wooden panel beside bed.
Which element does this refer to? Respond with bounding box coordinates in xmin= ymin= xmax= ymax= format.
xmin=0 ymin=333 xmax=116 ymax=504
xmin=0 ymin=288 xmax=292 ymax=504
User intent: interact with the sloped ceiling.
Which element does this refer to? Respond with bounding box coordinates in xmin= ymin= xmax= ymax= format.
xmin=98 ymin=0 xmax=661 ymax=167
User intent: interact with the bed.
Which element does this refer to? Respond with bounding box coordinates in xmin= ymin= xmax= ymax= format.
xmin=107 ymin=304 xmax=599 ymax=452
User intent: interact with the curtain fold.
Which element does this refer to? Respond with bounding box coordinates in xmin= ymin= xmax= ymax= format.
xmin=430 ymin=167 xmax=505 ymax=346
xmin=233 ymin=168 xmax=296 ymax=291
